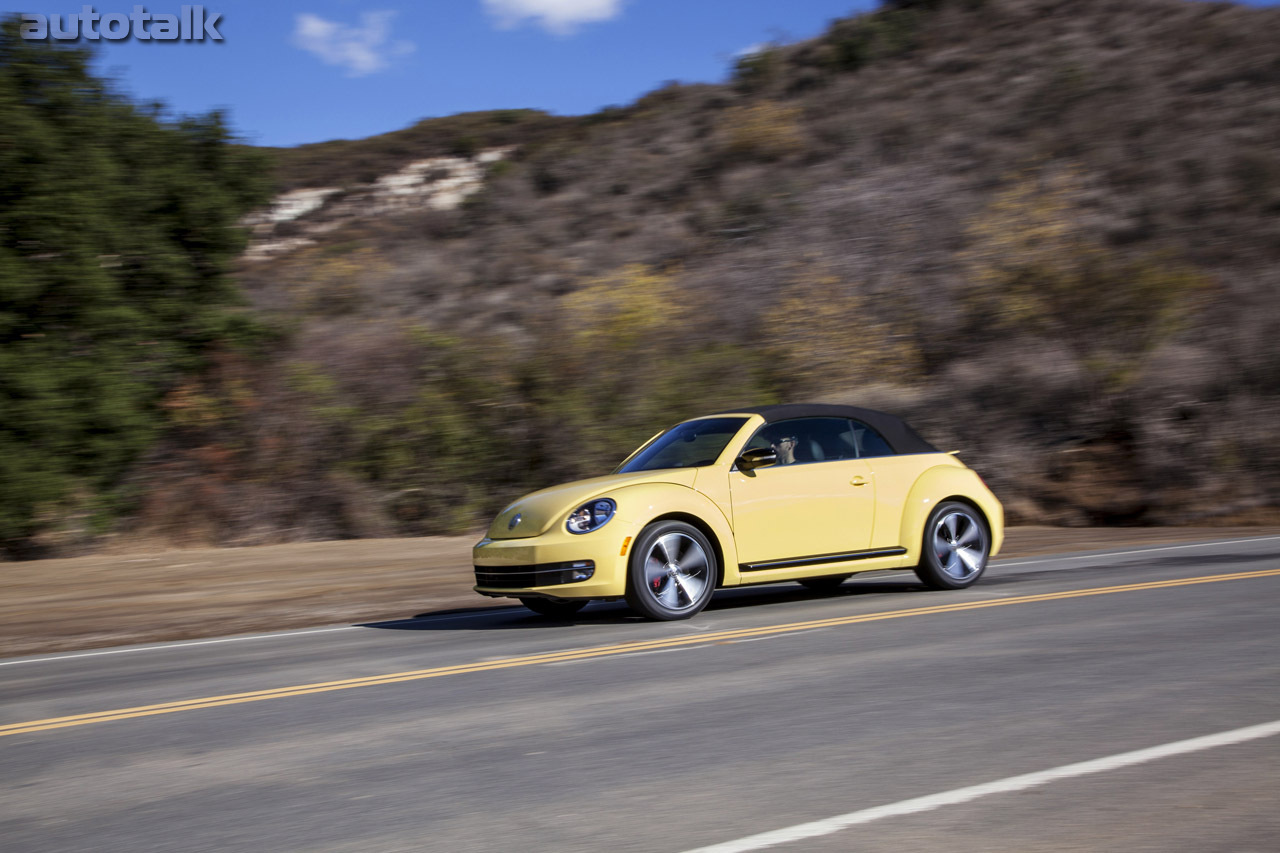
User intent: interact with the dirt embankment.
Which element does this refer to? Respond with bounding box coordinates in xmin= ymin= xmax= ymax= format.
xmin=2 ymin=526 xmax=1275 ymax=659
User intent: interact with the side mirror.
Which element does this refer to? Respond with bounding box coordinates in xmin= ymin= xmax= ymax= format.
xmin=736 ymin=447 xmax=778 ymax=472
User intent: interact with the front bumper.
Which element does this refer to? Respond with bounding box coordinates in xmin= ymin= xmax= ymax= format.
xmin=474 ymin=559 xmax=597 ymax=589
xmin=472 ymin=522 xmax=636 ymax=600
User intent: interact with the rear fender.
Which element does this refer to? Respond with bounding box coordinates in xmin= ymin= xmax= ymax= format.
xmin=898 ymin=466 xmax=1004 ymax=563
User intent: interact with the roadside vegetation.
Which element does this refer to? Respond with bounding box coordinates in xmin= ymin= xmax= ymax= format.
xmin=0 ymin=21 xmax=271 ymax=555
xmin=3 ymin=0 xmax=1279 ymax=557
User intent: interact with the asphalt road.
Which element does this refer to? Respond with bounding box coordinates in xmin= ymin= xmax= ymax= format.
xmin=3 ymin=536 xmax=1279 ymax=852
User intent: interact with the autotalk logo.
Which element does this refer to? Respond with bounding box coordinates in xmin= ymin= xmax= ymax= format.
xmin=20 ymin=5 xmax=224 ymax=41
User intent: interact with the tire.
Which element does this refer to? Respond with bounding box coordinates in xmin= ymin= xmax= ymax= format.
xmin=914 ymin=501 xmax=990 ymax=590
xmin=798 ymin=574 xmax=850 ymax=593
xmin=624 ymin=521 xmax=717 ymax=621
xmin=520 ymin=597 xmax=588 ymax=618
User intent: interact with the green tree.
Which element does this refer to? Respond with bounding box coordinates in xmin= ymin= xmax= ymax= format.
xmin=0 ymin=20 xmax=271 ymax=552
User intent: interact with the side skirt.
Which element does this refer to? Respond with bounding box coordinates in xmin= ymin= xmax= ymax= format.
xmin=739 ymin=546 xmax=908 ymax=573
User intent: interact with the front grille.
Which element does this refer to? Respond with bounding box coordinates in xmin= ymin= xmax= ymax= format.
xmin=474 ymin=561 xmax=595 ymax=589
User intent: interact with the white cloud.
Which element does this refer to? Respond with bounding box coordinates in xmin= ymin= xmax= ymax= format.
xmin=483 ymin=0 xmax=623 ymax=35
xmin=292 ymin=11 xmax=415 ymax=77
xmin=734 ymin=43 xmax=769 ymax=59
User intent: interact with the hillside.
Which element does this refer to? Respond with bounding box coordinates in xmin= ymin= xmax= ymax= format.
xmin=47 ymin=0 xmax=1280 ymax=552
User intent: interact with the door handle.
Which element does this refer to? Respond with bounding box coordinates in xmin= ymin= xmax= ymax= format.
xmin=850 ymin=476 xmax=868 ymax=486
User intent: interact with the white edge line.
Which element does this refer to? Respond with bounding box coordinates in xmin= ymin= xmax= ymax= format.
xmin=681 ymin=719 xmax=1280 ymax=853
xmin=0 ymin=608 xmax=519 ymax=668
xmin=3 ymin=535 xmax=1275 ymax=669
xmin=993 ymin=534 xmax=1280 ymax=569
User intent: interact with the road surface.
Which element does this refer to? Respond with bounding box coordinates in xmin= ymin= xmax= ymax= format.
xmin=3 ymin=535 xmax=1278 ymax=852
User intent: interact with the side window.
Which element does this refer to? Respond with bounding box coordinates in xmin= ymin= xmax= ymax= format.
xmin=851 ymin=420 xmax=895 ymax=458
xmin=745 ymin=418 xmax=861 ymax=465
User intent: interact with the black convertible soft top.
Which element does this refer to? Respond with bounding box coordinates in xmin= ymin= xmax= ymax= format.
xmin=714 ymin=404 xmax=939 ymax=455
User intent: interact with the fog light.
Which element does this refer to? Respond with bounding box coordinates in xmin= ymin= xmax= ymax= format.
xmin=567 ymin=560 xmax=594 ymax=582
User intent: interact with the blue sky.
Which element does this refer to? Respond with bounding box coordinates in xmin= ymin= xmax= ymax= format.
xmin=3 ymin=0 xmax=878 ymax=147
xmin=4 ymin=1 xmax=1276 ymax=148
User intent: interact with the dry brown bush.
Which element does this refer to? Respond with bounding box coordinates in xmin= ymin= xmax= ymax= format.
xmin=718 ymin=102 xmax=807 ymax=163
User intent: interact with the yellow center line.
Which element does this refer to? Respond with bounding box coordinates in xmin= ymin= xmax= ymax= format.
xmin=4 ymin=567 xmax=1278 ymax=738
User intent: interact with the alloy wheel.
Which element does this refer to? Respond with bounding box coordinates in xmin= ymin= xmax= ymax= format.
xmin=932 ymin=509 xmax=987 ymax=581
xmin=642 ymin=532 xmax=710 ymax=614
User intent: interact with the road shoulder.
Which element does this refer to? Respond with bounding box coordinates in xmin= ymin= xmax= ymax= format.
xmin=2 ymin=526 xmax=1276 ymax=657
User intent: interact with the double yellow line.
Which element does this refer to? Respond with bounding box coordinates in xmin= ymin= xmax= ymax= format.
xmin=4 ymin=567 xmax=1278 ymax=738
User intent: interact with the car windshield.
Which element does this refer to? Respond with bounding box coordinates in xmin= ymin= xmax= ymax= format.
xmin=616 ymin=417 xmax=748 ymax=473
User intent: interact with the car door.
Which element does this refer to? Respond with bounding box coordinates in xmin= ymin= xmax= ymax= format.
xmin=729 ymin=417 xmax=876 ymax=566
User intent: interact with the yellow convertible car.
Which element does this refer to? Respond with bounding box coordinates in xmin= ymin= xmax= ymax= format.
xmin=473 ymin=404 xmax=1003 ymax=620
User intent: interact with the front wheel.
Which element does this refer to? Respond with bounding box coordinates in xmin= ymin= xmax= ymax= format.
xmin=625 ymin=521 xmax=717 ymax=621
xmin=914 ymin=501 xmax=990 ymax=590
xmin=520 ymin=598 xmax=588 ymax=619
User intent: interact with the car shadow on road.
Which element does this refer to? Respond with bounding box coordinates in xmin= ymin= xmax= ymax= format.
xmin=358 ymin=575 xmax=932 ymax=632
xmin=357 ymin=547 xmax=1280 ymax=634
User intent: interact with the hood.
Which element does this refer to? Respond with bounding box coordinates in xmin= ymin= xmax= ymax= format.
xmin=487 ymin=468 xmax=698 ymax=540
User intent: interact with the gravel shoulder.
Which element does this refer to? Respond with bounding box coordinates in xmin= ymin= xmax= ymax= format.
xmin=2 ymin=526 xmax=1276 ymax=658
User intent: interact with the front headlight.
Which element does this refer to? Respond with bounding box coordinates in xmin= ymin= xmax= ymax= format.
xmin=566 ymin=498 xmax=616 ymax=535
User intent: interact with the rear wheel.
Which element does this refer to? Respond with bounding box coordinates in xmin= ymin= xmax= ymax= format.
xmin=625 ymin=521 xmax=717 ymax=621
xmin=520 ymin=598 xmax=588 ymax=618
xmin=797 ymin=575 xmax=850 ymax=593
xmin=914 ymin=501 xmax=990 ymax=590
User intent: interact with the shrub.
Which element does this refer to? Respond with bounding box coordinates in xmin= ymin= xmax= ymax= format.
xmin=732 ymin=45 xmax=783 ymax=94
xmin=960 ymin=166 xmax=1210 ymax=388
xmin=719 ymin=102 xmax=806 ymax=163
xmin=536 ymin=265 xmax=774 ymax=475
xmin=760 ymin=265 xmax=923 ymax=396
xmin=820 ymin=7 xmax=925 ymax=72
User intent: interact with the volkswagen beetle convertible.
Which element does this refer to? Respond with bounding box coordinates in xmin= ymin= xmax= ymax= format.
xmin=473 ymin=404 xmax=1003 ymax=621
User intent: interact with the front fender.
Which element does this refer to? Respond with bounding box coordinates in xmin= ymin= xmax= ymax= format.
xmin=612 ymin=481 xmax=740 ymax=587
xmin=898 ymin=465 xmax=1005 ymax=564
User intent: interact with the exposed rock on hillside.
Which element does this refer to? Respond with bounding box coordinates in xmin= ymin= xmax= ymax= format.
xmin=243 ymin=147 xmax=513 ymax=261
